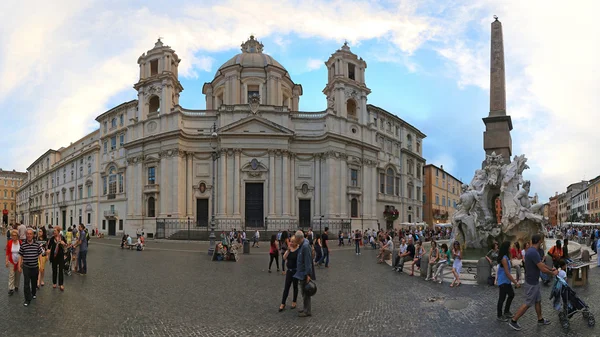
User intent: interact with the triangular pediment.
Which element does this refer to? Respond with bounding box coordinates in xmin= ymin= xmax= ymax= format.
xmin=219 ymin=116 xmax=294 ymax=136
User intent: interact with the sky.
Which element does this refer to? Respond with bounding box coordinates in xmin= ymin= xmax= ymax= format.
xmin=1 ymin=0 xmax=598 ymax=202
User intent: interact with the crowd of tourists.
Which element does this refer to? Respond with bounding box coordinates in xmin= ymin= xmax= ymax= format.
xmin=4 ymin=222 xmax=90 ymax=307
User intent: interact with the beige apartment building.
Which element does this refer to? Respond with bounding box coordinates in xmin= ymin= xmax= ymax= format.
xmin=0 ymin=169 xmax=27 ymax=224
xmin=423 ymin=164 xmax=462 ymax=227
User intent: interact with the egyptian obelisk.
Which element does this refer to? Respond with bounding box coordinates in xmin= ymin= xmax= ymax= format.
xmin=482 ymin=16 xmax=513 ymax=167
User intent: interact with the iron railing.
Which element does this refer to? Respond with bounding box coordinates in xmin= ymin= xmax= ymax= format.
xmin=155 ymin=217 xmax=211 ymax=240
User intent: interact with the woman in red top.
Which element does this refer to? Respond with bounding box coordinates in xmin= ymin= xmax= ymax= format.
xmin=268 ymin=235 xmax=280 ymax=273
xmin=5 ymin=230 xmax=21 ymax=295
xmin=509 ymin=242 xmax=523 ymax=284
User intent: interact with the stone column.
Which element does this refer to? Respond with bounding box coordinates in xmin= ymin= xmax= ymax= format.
xmin=371 ymin=164 xmax=377 ymax=218
xmin=290 ymin=154 xmax=296 ymax=216
xmin=218 ymin=150 xmax=226 ymax=215
xmin=171 ymin=155 xmax=179 ymax=217
xmin=227 ymin=151 xmax=234 ymax=215
xmin=234 ymin=150 xmax=241 ymax=215
xmin=160 ymin=156 xmax=169 ymax=216
xmin=326 ymin=155 xmax=337 ymax=216
xmin=314 ymin=155 xmax=321 ymax=217
xmin=186 ymin=153 xmax=193 ymax=217
xmin=269 ymin=151 xmax=275 ymax=215
xmin=340 ymin=158 xmax=347 ymax=216
xmin=283 ymin=153 xmax=289 ymax=215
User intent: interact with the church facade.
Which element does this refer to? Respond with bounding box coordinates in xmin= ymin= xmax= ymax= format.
xmin=17 ymin=37 xmax=426 ymax=237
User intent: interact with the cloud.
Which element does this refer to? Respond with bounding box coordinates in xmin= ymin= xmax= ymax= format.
xmin=429 ymin=154 xmax=457 ymax=178
xmin=306 ymin=58 xmax=323 ymax=71
xmin=2 ymin=0 xmax=599 ymax=204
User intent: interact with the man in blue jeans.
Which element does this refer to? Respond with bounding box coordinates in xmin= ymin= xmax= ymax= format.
xmin=318 ymin=227 xmax=330 ymax=267
xmin=75 ymin=224 xmax=88 ymax=275
xmin=354 ymin=230 xmax=361 ymax=255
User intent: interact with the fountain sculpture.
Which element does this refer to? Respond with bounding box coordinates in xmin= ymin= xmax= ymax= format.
xmin=452 ymin=152 xmax=547 ymax=249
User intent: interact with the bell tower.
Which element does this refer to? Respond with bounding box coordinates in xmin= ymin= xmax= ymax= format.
xmin=134 ymin=39 xmax=183 ymax=121
xmin=323 ymin=42 xmax=371 ymax=124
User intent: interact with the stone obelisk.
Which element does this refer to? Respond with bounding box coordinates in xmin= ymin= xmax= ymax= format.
xmin=482 ymin=16 xmax=513 ymax=167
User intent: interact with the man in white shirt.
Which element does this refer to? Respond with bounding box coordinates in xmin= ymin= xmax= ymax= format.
xmin=393 ymin=238 xmax=408 ymax=271
xmin=17 ymin=223 xmax=27 ymax=241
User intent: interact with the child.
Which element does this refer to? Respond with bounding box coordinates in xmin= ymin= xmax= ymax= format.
xmin=557 ymin=259 xmax=567 ymax=281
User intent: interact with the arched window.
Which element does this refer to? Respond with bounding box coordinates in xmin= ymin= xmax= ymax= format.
xmin=351 ymin=198 xmax=358 ymax=218
xmin=108 ymin=166 xmax=117 ymax=195
xmin=149 ymin=96 xmax=160 ymax=114
xmin=88 ymin=163 xmax=91 ymax=175
xmin=148 ymin=197 xmax=156 ymax=217
xmin=111 ymin=117 xmax=117 ymax=128
xmin=407 ymin=134 xmax=413 ymax=151
xmin=347 ymin=99 xmax=357 ymax=119
xmin=386 ymin=168 xmax=395 ymax=195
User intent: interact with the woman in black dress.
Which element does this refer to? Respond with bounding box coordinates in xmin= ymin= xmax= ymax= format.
xmin=46 ymin=226 xmax=68 ymax=291
xmin=279 ymin=236 xmax=300 ymax=312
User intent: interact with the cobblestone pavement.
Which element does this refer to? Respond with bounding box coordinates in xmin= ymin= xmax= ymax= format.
xmin=2 ymin=237 xmax=599 ymax=337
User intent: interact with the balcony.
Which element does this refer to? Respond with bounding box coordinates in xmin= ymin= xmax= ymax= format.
xmin=57 ymin=201 xmax=67 ymax=207
xmin=107 ymin=194 xmax=116 ymax=200
xmin=144 ymin=184 xmax=160 ymax=194
xmin=104 ymin=210 xmax=118 ymax=218
xmin=347 ymin=185 xmax=362 ymax=195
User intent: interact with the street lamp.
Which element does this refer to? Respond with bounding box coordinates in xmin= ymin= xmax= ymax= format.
xmin=208 ymin=123 xmax=219 ymax=256
xmin=320 ymin=215 xmax=324 ymax=235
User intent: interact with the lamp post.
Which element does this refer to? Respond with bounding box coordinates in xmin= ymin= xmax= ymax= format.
xmin=208 ymin=123 xmax=218 ymax=256
xmin=320 ymin=215 xmax=324 ymax=235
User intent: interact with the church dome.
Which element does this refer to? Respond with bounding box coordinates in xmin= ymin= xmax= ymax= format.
xmin=217 ymin=36 xmax=289 ymax=77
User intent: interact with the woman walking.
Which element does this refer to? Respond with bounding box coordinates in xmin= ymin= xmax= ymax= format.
xmin=280 ymin=231 xmax=289 ymax=275
xmin=268 ymin=235 xmax=280 ymax=273
xmin=279 ymin=236 xmax=299 ymax=312
xmin=47 ymin=226 xmax=68 ymax=291
xmin=37 ymin=228 xmax=48 ymax=288
xmin=497 ymin=241 xmax=521 ymax=321
xmin=5 ymin=230 xmax=21 ymax=295
xmin=450 ymin=241 xmax=462 ymax=287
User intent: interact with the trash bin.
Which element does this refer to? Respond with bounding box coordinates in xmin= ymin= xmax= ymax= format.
xmin=243 ymin=240 xmax=250 ymax=254
xmin=477 ymin=257 xmax=491 ymax=285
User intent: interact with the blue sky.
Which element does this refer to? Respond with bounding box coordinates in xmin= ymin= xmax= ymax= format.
xmin=2 ymin=0 xmax=600 ymax=202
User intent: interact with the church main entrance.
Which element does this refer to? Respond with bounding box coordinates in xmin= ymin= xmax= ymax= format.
xmin=245 ymin=183 xmax=264 ymax=227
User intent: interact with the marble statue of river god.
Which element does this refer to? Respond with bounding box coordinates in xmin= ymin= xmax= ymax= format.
xmin=451 ymin=152 xmax=547 ymax=249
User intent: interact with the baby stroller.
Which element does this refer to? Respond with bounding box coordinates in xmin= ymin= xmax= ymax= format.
xmin=63 ymin=246 xmax=74 ymax=276
xmin=550 ymin=276 xmax=595 ymax=329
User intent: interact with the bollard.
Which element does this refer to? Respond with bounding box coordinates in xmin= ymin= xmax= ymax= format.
xmin=477 ymin=257 xmax=491 ymax=285
xmin=420 ymin=254 xmax=429 ymax=278
xmin=243 ymin=240 xmax=250 ymax=254
xmin=581 ymin=249 xmax=591 ymax=262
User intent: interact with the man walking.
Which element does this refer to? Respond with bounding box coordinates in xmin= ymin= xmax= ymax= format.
xmin=294 ymin=230 xmax=315 ymax=317
xmin=354 ymin=230 xmax=361 ymax=255
xmin=319 ymin=227 xmax=330 ymax=268
xmin=18 ymin=229 xmax=44 ymax=307
xmin=17 ymin=222 xmax=26 ymax=242
xmin=75 ymin=224 xmax=88 ymax=275
xmin=509 ymin=234 xmax=558 ymax=331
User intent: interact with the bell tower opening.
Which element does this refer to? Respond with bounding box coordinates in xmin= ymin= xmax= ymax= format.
xmin=348 ymin=63 xmax=355 ymax=80
xmin=150 ymin=60 xmax=159 ymax=76
xmin=347 ymin=99 xmax=357 ymax=119
xmin=149 ymin=96 xmax=160 ymax=114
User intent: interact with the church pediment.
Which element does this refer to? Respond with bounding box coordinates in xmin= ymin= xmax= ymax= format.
xmin=219 ymin=116 xmax=294 ymax=136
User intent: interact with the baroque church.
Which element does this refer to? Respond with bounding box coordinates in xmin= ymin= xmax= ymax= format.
xmin=17 ymin=36 xmax=426 ymax=238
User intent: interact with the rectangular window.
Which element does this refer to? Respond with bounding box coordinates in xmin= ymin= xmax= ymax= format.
xmin=103 ymin=121 xmax=107 ymax=132
xmin=102 ymin=220 xmax=106 ymax=230
xmin=150 ymin=60 xmax=158 ymax=76
xmin=119 ymin=114 xmax=124 ymax=126
xmin=102 ymin=177 xmax=107 ymax=195
xmin=350 ymin=169 xmax=358 ymax=187
xmin=70 ymin=190 xmax=74 ymax=200
xmin=103 ymin=141 xmax=107 ymax=154
xmin=435 ymin=178 xmax=438 ymax=186
xmin=78 ymin=186 xmax=82 ymax=199
xmin=87 ymin=185 xmax=92 ymax=198
xmin=148 ymin=167 xmax=156 ymax=185
xmin=435 ymin=194 xmax=439 ymax=205
xmin=379 ymin=173 xmax=385 ymax=193
xmin=417 ymin=187 xmax=421 ymax=201
xmin=119 ymin=134 xmax=124 ymax=147
xmin=442 ymin=196 xmax=446 ymax=206
xmin=110 ymin=136 xmax=116 ymax=150
xmin=443 ymin=172 xmax=446 ymax=179
xmin=109 ymin=175 xmax=117 ymax=195
xmin=436 ymin=169 xmax=439 ymax=177
xmin=348 ymin=63 xmax=355 ymax=80
xmin=118 ymin=174 xmax=124 ymax=193
xmin=119 ymin=219 xmax=123 ymax=231
xmin=395 ymin=177 xmax=400 ymax=196
xmin=87 ymin=213 xmax=91 ymax=224
xmin=407 ymin=184 xmax=413 ymax=199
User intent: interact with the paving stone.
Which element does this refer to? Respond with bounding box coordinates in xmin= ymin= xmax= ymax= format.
xmin=0 ymin=237 xmax=597 ymax=336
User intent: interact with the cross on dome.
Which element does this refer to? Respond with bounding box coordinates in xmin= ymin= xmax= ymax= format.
xmin=241 ymin=35 xmax=264 ymax=53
